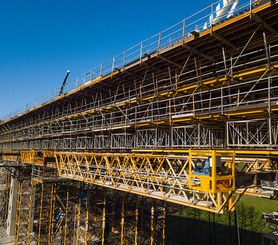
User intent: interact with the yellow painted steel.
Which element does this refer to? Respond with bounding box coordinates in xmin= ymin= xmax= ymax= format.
xmin=20 ymin=150 xmax=55 ymax=167
xmin=63 ymin=189 xmax=69 ymax=245
xmin=37 ymin=183 xmax=44 ymax=245
xmin=120 ymin=193 xmax=125 ymax=245
xmin=1 ymin=150 xmax=20 ymax=162
xmin=101 ymin=190 xmax=106 ymax=245
xmin=52 ymin=150 xmax=235 ymax=213
xmin=14 ymin=181 xmax=23 ymax=245
xmin=13 ymin=148 xmax=277 ymax=213
xmin=132 ymin=148 xmax=278 ymax=156
xmin=14 ymin=178 xmax=33 ymax=245
xmin=150 ymin=203 xmax=154 ymax=245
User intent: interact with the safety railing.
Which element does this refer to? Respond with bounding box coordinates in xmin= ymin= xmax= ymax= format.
xmin=1 ymin=41 xmax=277 ymax=135
xmin=1 ymin=0 xmax=260 ymax=121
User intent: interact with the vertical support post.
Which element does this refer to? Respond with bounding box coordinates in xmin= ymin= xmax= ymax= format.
xmin=230 ymin=56 xmax=234 ymax=80
xmin=221 ymin=86 xmax=224 ymax=115
xmin=27 ymin=181 xmax=35 ymax=245
xmin=140 ymin=202 xmax=144 ymax=240
xmin=268 ymin=117 xmax=272 ymax=146
xmin=14 ymin=180 xmax=22 ymax=245
xmin=263 ymin=32 xmax=273 ymax=146
xmin=140 ymin=42 xmax=143 ymax=64
xmin=134 ymin=197 xmax=139 ymax=245
xmin=193 ymin=92 xmax=196 ymax=118
xmin=48 ymin=183 xmax=55 ymax=244
xmin=89 ymin=69 xmax=92 ymax=81
xmin=120 ymin=192 xmax=125 ymax=245
xmin=150 ymin=202 xmax=155 ymax=245
xmin=63 ymin=188 xmax=69 ymax=245
xmin=168 ymin=98 xmax=172 ymax=127
xmin=161 ymin=203 xmax=166 ymax=245
xmin=188 ymin=149 xmax=192 ymax=189
xmin=222 ymin=47 xmax=227 ymax=76
xmin=55 ymin=154 xmax=61 ymax=176
xmin=210 ymin=3 xmax=214 ymax=33
xmin=111 ymin=190 xmax=116 ymax=235
xmin=101 ymin=189 xmax=106 ymax=245
xmin=38 ymin=183 xmax=44 ymax=245
xmin=157 ymin=32 xmax=162 ymax=52
xmin=217 ymin=192 xmax=222 ymax=211
xmin=228 ymin=191 xmax=233 ymax=211
xmin=123 ymin=50 xmax=126 ymax=68
xmin=75 ymin=203 xmax=81 ymax=245
xmin=182 ymin=19 xmax=186 ymax=42
xmin=211 ymin=150 xmax=217 ymax=193
xmin=226 ymin=121 xmax=230 ymax=148
xmin=198 ymin=124 xmax=201 ymax=147
xmin=84 ymin=188 xmax=89 ymax=245
xmin=174 ymin=70 xmax=178 ymax=91
xmin=112 ymin=57 xmax=115 ymax=74
xmin=246 ymin=121 xmax=249 ymax=145
xmin=99 ymin=64 xmax=103 ymax=77
xmin=232 ymin=152 xmax=236 ymax=190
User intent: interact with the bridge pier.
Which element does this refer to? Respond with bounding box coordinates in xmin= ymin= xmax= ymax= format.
xmin=6 ymin=169 xmax=18 ymax=237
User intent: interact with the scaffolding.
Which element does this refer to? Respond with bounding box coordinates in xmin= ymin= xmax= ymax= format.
xmin=14 ymin=170 xmax=33 ymax=245
xmin=12 ymin=172 xmax=169 ymax=244
xmin=0 ymin=0 xmax=278 ymax=244
xmin=0 ymin=43 xmax=278 ymax=151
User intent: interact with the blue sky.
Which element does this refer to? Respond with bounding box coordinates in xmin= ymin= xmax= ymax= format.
xmin=0 ymin=0 xmax=218 ymax=118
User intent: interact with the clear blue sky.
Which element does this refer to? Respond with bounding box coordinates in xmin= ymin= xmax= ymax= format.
xmin=0 ymin=0 xmax=217 ymax=118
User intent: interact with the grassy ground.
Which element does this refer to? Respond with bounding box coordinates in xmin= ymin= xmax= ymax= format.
xmin=240 ymin=195 xmax=278 ymax=213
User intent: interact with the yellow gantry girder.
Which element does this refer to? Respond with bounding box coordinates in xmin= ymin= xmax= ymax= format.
xmin=0 ymin=150 xmax=244 ymax=213
xmin=14 ymin=149 xmax=278 ymax=213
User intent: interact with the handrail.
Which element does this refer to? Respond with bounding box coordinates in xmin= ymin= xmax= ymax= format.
xmin=1 ymin=0 xmax=259 ymax=121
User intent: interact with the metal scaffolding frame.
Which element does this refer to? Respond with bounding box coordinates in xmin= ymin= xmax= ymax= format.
xmin=10 ymin=168 xmax=170 ymax=244
xmin=0 ymin=0 xmax=278 ymax=244
xmin=14 ymin=171 xmax=33 ymax=245
xmin=0 ymin=44 xmax=278 ymax=150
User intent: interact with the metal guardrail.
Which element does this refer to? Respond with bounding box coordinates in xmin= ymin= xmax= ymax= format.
xmin=1 ymin=0 xmax=259 ymax=121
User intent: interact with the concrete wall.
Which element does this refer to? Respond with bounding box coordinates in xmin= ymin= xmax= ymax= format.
xmin=6 ymin=171 xmax=18 ymax=236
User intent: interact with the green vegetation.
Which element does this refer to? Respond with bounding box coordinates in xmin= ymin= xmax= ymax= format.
xmin=166 ymin=196 xmax=277 ymax=245
xmin=240 ymin=195 xmax=278 ymax=213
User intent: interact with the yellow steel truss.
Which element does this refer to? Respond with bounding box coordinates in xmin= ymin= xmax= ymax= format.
xmin=15 ymin=149 xmax=278 ymax=213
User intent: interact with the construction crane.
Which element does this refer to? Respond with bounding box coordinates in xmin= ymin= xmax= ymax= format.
xmin=59 ymin=70 xmax=70 ymax=96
